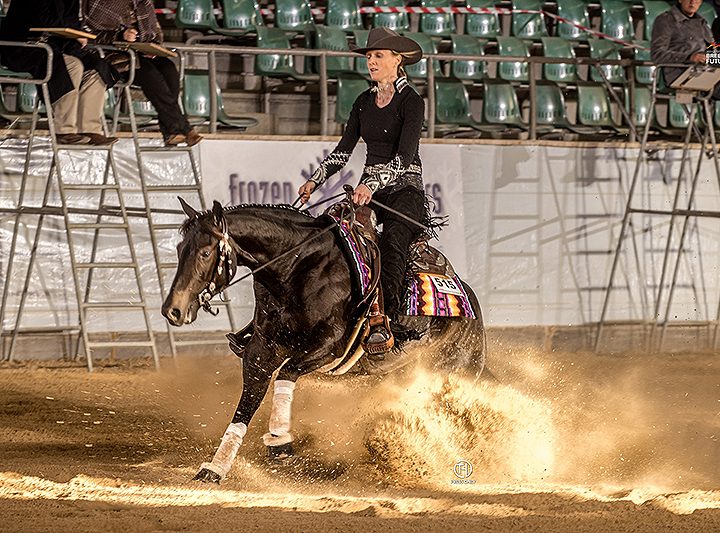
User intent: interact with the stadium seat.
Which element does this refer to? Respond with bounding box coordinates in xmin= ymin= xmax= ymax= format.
xmin=218 ymin=0 xmax=264 ymax=34
xmin=326 ymin=0 xmax=363 ymax=31
xmin=541 ymin=37 xmax=577 ymax=83
xmin=496 ymin=36 xmax=530 ymax=82
xmin=434 ymin=78 xmax=491 ymax=131
xmin=336 ymin=75 xmax=370 ymax=123
xmin=176 ymin=0 xmax=218 ymax=31
xmin=512 ymin=0 xmax=547 ymax=39
xmin=373 ymin=0 xmax=410 ymax=32
xmin=183 ymin=70 xmax=259 ymax=129
xmin=697 ymin=1 xmax=717 ymax=26
xmin=576 ymin=83 xmax=617 ymax=129
xmin=625 ymin=86 xmax=653 ymax=128
xmin=588 ymin=39 xmax=625 ymax=83
xmin=18 ymin=83 xmax=45 ymax=114
xmin=668 ymin=100 xmax=702 ymax=129
xmin=254 ymin=26 xmax=317 ymax=79
xmin=177 ymin=0 xmax=261 ymax=38
xmin=420 ymin=0 xmax=456 ymax=36
xmin=600 ymin=0 xmax=633 ymax=41
xmin=466 ymin=0 xmax=501 ymax=38
xmin=534 ymin=82 xmax=573 ymax=133
xmin=633 ymin=40 xmax=655 ymax=85
xmin=642 ymin=0 xmax=671 ymax=40
xmin=104 ymin=90 xmax=157 ymax=127
xmin=556 ymin=0 xmax=590 ymax=41
xmin=353 ymin=30 xmax=370 ymax=77
xmin=314 ymin=25 xmax=354 ymax=76
xmin=483 ymin=80 xmax=527 ymax=128
xmin=451 ymin=35 xmax=486 ymax=81
xmin=403 ymin=32 xmax=442 ymax=79
xmin=275 ymin=0 xmax=314 ymax=31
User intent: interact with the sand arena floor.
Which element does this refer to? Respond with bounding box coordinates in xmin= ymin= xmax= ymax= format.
xmin=0 ymin=344 xmax=719 ymax=532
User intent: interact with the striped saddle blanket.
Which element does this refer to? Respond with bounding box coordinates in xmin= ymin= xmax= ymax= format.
xmin=327 ymin=207 xmax=476 ymax=319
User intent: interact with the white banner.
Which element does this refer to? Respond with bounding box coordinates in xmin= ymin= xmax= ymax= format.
xmin=2 ymin=138 xmax=719 ymax=338
xmin=199 ymin=140 xmax=468 ymax=274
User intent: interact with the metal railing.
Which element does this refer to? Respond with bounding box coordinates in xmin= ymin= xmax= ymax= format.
xmin=170 ymin=42 xmax=644 ymax=140
xmin=0 ymin=40 xmax=654 ymax=141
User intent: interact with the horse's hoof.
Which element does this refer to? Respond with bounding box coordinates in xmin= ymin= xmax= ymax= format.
xmin=267 ymin=442 xmax=294 ymax=464
xmin=193 ymin=467 xmax=222 ymax=484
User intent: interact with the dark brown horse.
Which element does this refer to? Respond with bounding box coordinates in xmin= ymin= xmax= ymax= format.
xmin=162 ymin=199 xmax=486 ymax=483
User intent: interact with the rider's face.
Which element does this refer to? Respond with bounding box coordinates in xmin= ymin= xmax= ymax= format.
xmin=366 ymin=49 xmax=401 ymax=84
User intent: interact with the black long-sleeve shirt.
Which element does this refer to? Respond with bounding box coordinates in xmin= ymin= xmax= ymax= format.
xmin=311 ymin=76 xmax=425 ymax=193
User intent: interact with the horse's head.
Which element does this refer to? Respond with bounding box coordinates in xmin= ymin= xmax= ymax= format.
xmin=162 ymin=198 xmax=237 ymax=327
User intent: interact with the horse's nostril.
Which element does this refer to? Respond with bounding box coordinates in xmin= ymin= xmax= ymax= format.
xmin=169 ymin=308 xmax=182 ymax=322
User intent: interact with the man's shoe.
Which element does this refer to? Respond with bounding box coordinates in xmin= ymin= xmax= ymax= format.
xmin=81 ymin=133 xmax=118 ymax=146
xmin=185 ymin=128 xmax=203 ymax=147
xmin=165 ymin=133 xmax=186 ymax=146
xmin=56 ymin=133 xmax=91 ymax=145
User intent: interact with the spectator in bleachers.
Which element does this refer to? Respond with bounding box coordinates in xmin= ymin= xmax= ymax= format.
xmin=83 ymin=0 xmax=202 ymax=147
xmin=297 ymin=28 xmax=426 ymax=355
xmin=0 ymin=0 xmax=120 ymax=145
xmin=651 ymin=0 xmax=716 ymax=94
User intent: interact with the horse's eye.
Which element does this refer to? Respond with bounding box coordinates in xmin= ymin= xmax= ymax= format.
xmin=201 ymin=250 xmax=211 ymax=258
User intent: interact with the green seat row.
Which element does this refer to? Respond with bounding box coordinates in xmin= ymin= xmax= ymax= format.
xmin=174 ymin=0 xmax=716 ymax=39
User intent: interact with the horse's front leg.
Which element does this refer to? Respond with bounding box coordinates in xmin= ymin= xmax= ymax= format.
xmin=194 ymin=349 xmax=283 ymax=483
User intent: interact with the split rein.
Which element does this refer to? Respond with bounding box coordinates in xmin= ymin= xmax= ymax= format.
xmin=196 ymin=186 xmax=431 ymax=315
xmin=196 ymin=191 xmax=347 ymax=315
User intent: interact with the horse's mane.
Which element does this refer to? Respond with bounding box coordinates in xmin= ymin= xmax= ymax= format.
xmin=180 ymin=203 xmax=316 ymax=235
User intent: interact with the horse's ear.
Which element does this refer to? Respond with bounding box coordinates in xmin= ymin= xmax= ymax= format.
xmin=178 ymin=197 xmax=198 ymax=219
xmin=212 ymin=200 xmax=224 ymax=227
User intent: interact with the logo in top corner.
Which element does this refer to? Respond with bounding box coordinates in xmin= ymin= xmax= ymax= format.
xmin=706 ymin=42 xmax=720 ymax=66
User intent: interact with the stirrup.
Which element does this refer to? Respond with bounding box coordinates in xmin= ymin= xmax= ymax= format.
xmin=364 ymin=316 xmax=394 ymax=356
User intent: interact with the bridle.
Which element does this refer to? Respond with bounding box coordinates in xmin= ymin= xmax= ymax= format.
xmin=196 ymin=215 xmax=238 ymax=316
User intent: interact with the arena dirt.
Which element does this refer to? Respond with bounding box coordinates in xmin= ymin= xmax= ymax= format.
xmin=0 ymin=345 xmax=718 ymax=532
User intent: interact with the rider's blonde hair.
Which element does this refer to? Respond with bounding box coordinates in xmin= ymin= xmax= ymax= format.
xmin=391 ymin=50 xmax=415 ymax=77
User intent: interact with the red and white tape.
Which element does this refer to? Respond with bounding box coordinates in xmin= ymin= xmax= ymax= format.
xmin=155 ymin=6 xmax=646 ymax=49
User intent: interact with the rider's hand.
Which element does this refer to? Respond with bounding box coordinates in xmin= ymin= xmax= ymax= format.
xmin=353 ymin=184 xmax=372 ymax=206
xmin=77 ymin=38 xmax=88 ymax=48
xmin=123 ymin=28 xmax=138 ymax=42
xmin=690 ymin=52 xmax=706 ymax=64
xmin=298 ymin=180 xmax=316 ymax=204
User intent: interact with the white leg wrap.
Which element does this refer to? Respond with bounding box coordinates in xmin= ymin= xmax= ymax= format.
xmin=200 ymin=422 xmax=247 ymax=479
xmin=262 ymin=379 xmax=295 ymax=447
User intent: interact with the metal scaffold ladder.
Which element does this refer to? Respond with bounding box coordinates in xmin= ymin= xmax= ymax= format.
xmin=110 ymin=75 xmax=236 ymax=359
xmin=1 ymin=66 xmax=159 ymax=370
xmin=595 ymin=68 xmax=720 ymax=352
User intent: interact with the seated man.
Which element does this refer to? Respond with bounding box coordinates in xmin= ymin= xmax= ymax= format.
xmin=0 ymin=0 xmax=119 ymax=145
xmin=651 ymin=0 xmax=716 ymax=96
xmin=83 ymin=0 xmax=202 ymax=146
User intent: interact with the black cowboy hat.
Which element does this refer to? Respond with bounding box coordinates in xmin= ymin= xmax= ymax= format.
xmin=351 ymin=27 xmax=423 ymax=65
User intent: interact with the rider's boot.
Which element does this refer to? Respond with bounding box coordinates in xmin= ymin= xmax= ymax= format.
xmin=364 ymin=294 xmax=394 ymax=359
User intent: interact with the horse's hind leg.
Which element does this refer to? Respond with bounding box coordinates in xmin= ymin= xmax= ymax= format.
xmin=262 ymin=377 xmax=297 ymax=462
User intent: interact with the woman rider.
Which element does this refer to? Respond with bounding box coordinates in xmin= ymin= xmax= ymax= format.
xmin=298 ymin=27 xmax=427 ymax=354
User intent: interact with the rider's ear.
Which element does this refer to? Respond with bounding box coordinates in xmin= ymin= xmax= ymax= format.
xmin=178 ymin=196 xmax=198 ymax=219
xmin=212 ymin=200 xmax=224 ymax=227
